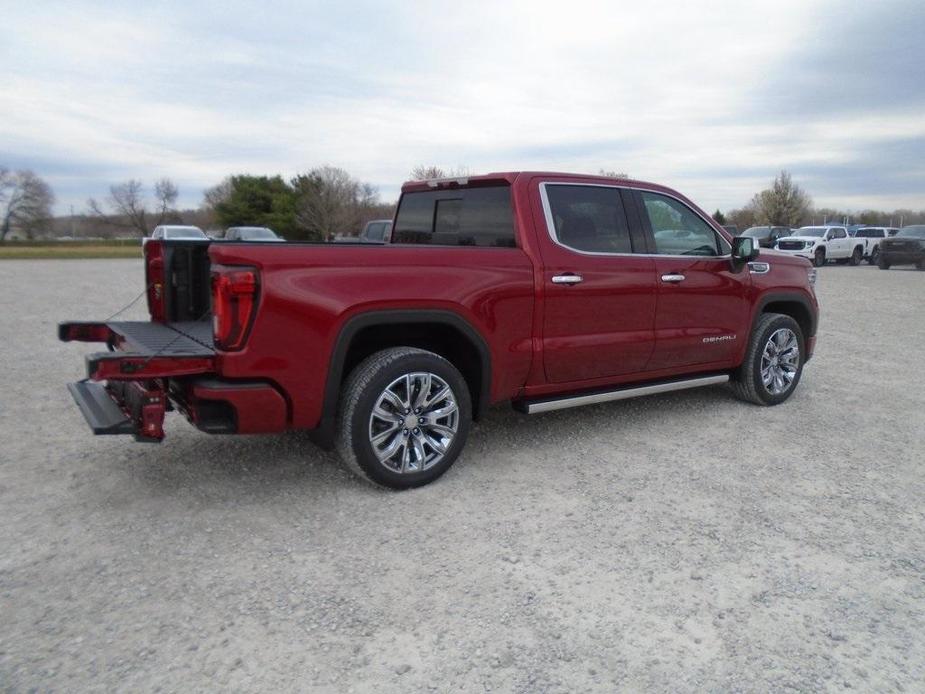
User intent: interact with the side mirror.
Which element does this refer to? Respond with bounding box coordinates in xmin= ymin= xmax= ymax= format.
xmin=732 ymin=236 xmax=759 ymax=262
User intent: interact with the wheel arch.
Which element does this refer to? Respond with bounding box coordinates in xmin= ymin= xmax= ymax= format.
xmin=311 ymin=309 xmax=492 ymax=449
xmin=753 ymin=292 xmax=817 ymax=343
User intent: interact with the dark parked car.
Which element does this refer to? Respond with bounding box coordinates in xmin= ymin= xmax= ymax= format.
xmin=878 ymin=226 xmax=925 ymax=270
xmin=742 ymin=226 xmax=791 ymax=248
xmin=224 ymin=226 xmax=284 ymax=242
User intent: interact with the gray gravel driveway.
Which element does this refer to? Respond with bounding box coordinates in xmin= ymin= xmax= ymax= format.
xmin=1 ymin=259 xmax=923 ymax=692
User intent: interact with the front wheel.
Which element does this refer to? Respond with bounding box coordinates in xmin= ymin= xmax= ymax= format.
xmin=730 ymin=313 xmax=805 ymax=406
xmin=813 ymin=248 xmax=826 ymax=267
xmin=878 ymin=256 xmax=891 ymax=270
xmin=849 ymin=247 xmax=862 ymax=266
xmin=336 ymin=347 xmax=472 ymax=489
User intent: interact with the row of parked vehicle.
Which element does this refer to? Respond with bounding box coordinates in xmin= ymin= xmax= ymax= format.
xmin=147 ymin=219 xmax=924 ymax=271
xmin=147 ymin=225 xmax=284 ymax=242
xmin=739 ymin=224 xmax=925 ymax=270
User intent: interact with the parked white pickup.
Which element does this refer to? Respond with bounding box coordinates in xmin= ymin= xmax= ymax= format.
xmin=853 ymin=227 xmax=899 ymax=265
xmin=775 ymin=226 xmax=867 ymax=267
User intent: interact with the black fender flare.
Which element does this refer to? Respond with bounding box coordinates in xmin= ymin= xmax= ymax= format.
xmin=750 ymin=291 xmax=818 ymax=339
xmin=310 ymin=309 xmax=492 ymax=449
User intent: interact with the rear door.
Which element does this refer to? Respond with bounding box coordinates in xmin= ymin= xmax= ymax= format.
xmin=534 ymin=181 xmax=657 ymax=383
xmin=634 ymin=189 xmax=751 ymax=371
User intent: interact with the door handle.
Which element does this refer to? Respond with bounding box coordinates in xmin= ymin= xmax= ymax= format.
xmin=660 ymin=274 xmax=686 ymax=283
xmin=551 ymin=274 xmax=583 ymax=285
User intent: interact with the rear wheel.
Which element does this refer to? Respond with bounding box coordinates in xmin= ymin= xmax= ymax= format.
xmin=849 ymin=246 xmax=862 ymax=266
xmin=336 ymin=347 xmax=471 ymax=489
xmin=868 ymin=247 xmax=880 ymax=265
xmin=813 ymin=248 xmax=826 ymax=267
xmin=730 ymin=313 xmax=805 ymax=406
xmin=878 ymin=256 xmax=891 ymax=270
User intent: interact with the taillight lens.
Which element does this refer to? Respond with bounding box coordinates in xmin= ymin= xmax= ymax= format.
xmin=211 ymin=265 xmax=258 ymax=351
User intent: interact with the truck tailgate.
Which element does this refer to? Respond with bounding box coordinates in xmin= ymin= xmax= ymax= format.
xmin=60 ymin=320 xmax=215 ymax=380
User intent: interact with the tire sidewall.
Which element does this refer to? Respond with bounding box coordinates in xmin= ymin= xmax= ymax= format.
xmin=348 ymin=352 xmax=472 ymax=489
xmin=749 ymin=316 xmax=805 ymax=405
xmin=814 ymin=248 xmax=826 ymax=267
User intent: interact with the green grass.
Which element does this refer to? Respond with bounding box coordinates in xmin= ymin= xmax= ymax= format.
xmin=0 ymin=241 xmax=142 ymax=259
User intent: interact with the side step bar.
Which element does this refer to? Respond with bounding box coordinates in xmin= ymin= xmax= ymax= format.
xmin=515 ymin=374 xmax=730 ymax=414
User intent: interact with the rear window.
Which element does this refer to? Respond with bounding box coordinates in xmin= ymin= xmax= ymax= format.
xmin=392 ymin=186 xmax=515 ymax=247
xmin=855 ymin=229 xmax=884 ymax=238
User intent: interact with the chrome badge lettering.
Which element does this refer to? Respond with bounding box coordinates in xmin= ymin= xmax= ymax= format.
xmin=703 ymin=335 xmax=737 ymax=343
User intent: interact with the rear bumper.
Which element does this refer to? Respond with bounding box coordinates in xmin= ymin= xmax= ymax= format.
xmin=62 ymin=320 xmax=289 ymax=440
xmin=172 ymin=378 xmax=288 ymax=434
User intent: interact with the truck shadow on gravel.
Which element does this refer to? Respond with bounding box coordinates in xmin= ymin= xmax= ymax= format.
xmin=124 ymin=385 xmax=746 ymax=498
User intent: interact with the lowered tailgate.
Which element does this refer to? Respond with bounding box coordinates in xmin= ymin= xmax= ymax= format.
xmin=60 ymin=319 xmax=216 ymax=441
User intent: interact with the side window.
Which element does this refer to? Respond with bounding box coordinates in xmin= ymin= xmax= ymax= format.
xmin=640 ymin=191 xmax=724 ymax=256
xmin=391 ymin=186 xmax=515 ymax=247
xmin=834 ymin=228 xmax=847 ymax=239
xmin=543 ymin=185 xmax=632 ymax=254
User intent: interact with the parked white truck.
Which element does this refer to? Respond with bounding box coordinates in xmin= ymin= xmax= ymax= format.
xmin=775 ymin=226 xmax=867 ymax=267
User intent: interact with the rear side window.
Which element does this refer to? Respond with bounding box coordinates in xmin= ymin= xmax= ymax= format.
xmin=543 ymin=184 xmax=633 ymax=254
xmin=640 ymin=191 xmax=724 ymax=256
xmin=391 ymin=186 xmax=515 ymax=247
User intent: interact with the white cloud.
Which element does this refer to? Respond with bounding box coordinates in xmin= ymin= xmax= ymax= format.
xmin=1 ymin=0 xmax=923 ymax=213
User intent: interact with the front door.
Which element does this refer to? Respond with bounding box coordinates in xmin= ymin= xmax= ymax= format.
xmin=535 ymin=182 xmax=657 ymax=383
xmin=634 ymin=190 xmax=751 ymax=371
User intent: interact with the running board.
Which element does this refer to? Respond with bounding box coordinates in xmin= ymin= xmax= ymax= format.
xmin=516 ymin=374 xmax=730 ymax=414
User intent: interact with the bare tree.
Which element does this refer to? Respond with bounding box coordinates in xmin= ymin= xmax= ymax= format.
xmin=409 ymin=165 xmax=470 ymax=181
xmin=750 ymin=171 xmax=812 ymax=227
xmin=87 ymin=178 xmax=179 ymax=236
xmin=0 ymin=168 xmax=55 ymax=240
xmin=292 ymin=166 xmax=380 ymax=240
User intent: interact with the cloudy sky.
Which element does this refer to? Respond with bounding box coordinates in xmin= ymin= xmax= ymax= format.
xmin=2 ymin=0 xmax=923 ymax=215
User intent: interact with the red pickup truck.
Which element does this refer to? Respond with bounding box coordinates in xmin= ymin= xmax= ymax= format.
xmin=61 ymin=172 xmax=819 ymax=488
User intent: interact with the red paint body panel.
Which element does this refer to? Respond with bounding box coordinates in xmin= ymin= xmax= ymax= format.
xmin=190 ymin=380 xmax=288 ymax=434
xmin=207 ymin=243 xmax=535 ymax=429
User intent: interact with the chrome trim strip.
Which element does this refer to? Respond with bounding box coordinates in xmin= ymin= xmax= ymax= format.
xmin=538 ymin=182 xmax=732 ymax=259
xmin=522 ymin=374 xmax=730 ymax=414
xmin=748 ymin=261 xmax=770 ymax=274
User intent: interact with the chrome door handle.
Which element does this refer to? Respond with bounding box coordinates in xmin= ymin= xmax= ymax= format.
xmin=551 ymin=274 xmax=583 ymax=285
xmin=661 ymin=274 xmax=686 ymax=283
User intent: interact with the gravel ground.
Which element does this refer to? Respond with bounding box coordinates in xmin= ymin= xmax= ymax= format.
xmin=1 ymin=259 xmax=923 ymax=693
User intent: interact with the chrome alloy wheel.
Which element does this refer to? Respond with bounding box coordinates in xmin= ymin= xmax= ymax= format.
xmin=368 ymin=372 xmax=460 ymax=473
xmin=761 ymin=328 xmax=800 ymax=395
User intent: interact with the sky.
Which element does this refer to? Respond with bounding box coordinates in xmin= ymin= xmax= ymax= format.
xmin=1 ymin=0 xmax=924 ymax=215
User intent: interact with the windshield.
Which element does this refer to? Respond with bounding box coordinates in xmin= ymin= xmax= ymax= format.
xmin=897 ymin=226 xmax=925 ymax=238
xmin=233 ymin=227 xmax=277 ymax=239
xmin=742 ymin=227 xmax=770 ymax=238
xmin=854 ymin=229 xmax=883 ymax=238
xmin=796 ymin=227 xmax=827 ymax=237
xmin=165 ymin=227 xmax=206 ymax=239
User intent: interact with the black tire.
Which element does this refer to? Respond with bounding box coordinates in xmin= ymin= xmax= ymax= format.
xmin=878 ymin=256 xmax=891 ymax=270
xmin=335 ymin=347 xmax=472 ymax=489
xmin=868 ymin=247 xmax=880 ymax=265
xmin=730 ymin=313 xmax=805 ymax=406
xmin=813 ymin=248 xmax=826 ymax=267
xmin=917 ymin=259 xmax=925 ymax=271
xmin=849 ymin=246 xmax=862 ymax=266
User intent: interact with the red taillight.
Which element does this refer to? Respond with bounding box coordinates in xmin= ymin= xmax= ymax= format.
xmin=211 ymin=265 xmax=258 ymax=351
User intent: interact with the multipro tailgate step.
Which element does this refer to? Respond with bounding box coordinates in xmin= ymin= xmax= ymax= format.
xmin=59 ymin=320 xmax=216 ymax=380
xmin=67 ymin=381 xmax=134 ymax=435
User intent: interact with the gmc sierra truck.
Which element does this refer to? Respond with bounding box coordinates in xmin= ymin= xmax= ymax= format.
xmin=60 ymin=172 xmax=819 ymax=489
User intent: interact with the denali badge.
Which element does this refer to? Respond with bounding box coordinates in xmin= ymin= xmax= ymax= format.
xmin=703 ymin=335 xmax=737 ymax=343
